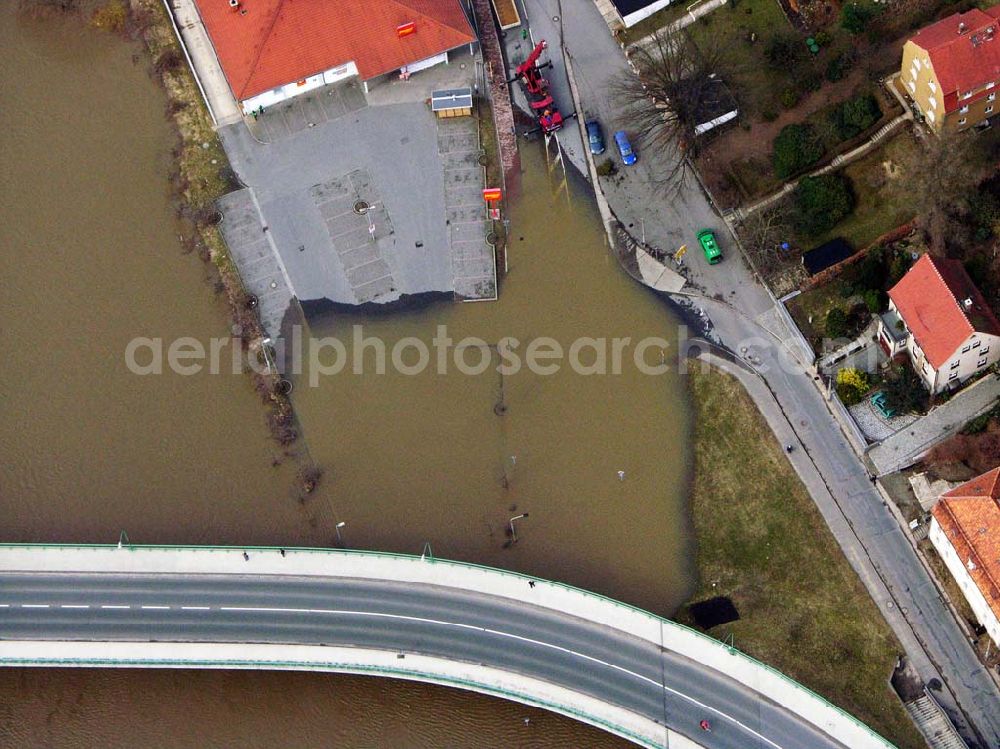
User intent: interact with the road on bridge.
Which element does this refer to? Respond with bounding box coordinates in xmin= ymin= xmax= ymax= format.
xmin=0 ymin=572 xmax=848 ymax=749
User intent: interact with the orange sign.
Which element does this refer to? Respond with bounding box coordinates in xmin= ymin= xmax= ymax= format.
xmin=482 ymin=188 xmax=502 ymax=202
xmin=397 ymin=21 xmax=416 ymax=37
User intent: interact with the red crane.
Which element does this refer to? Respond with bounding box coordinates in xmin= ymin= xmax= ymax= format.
xmin=511 ymin=40 xmax=564 ymax=133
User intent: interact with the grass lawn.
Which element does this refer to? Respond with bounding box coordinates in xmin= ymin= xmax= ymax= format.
xmin=686 ymin=0 xmax=794 ymax=119
xmin=682 ymin=369 xmax=925 ymax=749
xmin=804 ymin=131 xmax=918 ymax=250
xmin=786 ymin=278 xmax=857 ymax=345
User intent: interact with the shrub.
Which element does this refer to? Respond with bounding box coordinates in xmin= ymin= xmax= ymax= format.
xmin=825 ymin=52 xmax=854 ymax=82
xmin=836 ymin=367 xmax=871 ymax=405
xmin=772 ymin=124 xmax=824 ymax=179
xmin=882 ymin=365 xmax=928 ymax=414
xmin=826 ymin=307 xmax=850 ymax=339
xmin=779 ymin=88 xmax=801 ymax=109
xmin=841 ymin=2 xmax=879 ymax=34
xmin=762 ymin=109 xmax=778 ymax=122
xmin=765 ymin=34 xmax=804 ymax=69
xmin=596 ymin=159 xmax=616 ymax=177
xmin=90 ymin=0 xmax=126 ymax=32
xmin=793 ymin=174 xmax=855 ymax=235
xmin=863 ymin=288 xmax=884 ymax=312
xmin=829 ymin=94 xmax=882 ymax=140
xmin=814 ymin=31 xmax=832 ymax=46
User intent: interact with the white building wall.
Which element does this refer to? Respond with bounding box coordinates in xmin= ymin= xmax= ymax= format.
xmin=929 ymin=517 xmax=1000 ymax=648
xmin=621 ymin=0 xmax=676 ymax=27
xmin=930 ymin=332 xmax=1000 ymax=394
xmin=241 ymin=61 xmax=359 ymax=114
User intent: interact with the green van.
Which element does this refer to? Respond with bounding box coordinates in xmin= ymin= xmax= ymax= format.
xmin=697 ymin=229 xmax=723 ymax=265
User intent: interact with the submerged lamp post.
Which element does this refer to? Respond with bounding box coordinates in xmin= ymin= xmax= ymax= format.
xmin=508 ymin=513 xmax=529 ymax=543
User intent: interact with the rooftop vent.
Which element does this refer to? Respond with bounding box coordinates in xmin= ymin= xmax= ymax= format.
xmin=964 ymin=297 xmax=974 ymax=308
xmin=959 ymin=21 xmax=968 ymax=34
xmin=967 ymin=557 xmax=977 ymax=571
xmin=229 ymin=0 xmax=239 ymax=8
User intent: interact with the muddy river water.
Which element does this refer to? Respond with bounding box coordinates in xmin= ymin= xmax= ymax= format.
xmin=1 ymin=7 xmax=692 ymax=746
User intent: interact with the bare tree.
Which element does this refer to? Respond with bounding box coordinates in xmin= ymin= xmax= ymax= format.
xmin=901 ymin=130 xmax=990 ymax=254
xmin=738 ymin=202 xmax=793 ymax=278
xmin=611 ymin=28 xmax=733 ymax=193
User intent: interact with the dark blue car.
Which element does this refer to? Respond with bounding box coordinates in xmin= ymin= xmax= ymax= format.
xmin=614 ymin=130 xmax=636 ymax=166
xmin=585 ymin=120 xmax=605 ymax=155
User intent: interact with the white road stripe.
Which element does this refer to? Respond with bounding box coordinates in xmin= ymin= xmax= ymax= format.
xmin=141 ymin=605 xmax=169 ymax=610
xmin=0 ymin=604 xmax=9 ymax=608
xmin=181 ymin=606 xmax=210 ymax=611
xmin=100 ymin=605 xmax=130 ymax=610
xmin=21 ymin=604 xmax=49 ymax=609
xmin=216 ymin=605 xmax=780 ymax=748
xmin=60 ymin=605 xmax=90 ymax=609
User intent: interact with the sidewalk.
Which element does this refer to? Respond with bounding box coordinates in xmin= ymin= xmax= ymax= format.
xmin=164 ymin=0 xmax=241 ymax=126
xmin=868 ymin=374 xmax=1000 ymax=476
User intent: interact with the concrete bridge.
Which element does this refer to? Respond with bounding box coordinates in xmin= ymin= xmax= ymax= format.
xmin=0 ymin=544 xmax=897 ymax=749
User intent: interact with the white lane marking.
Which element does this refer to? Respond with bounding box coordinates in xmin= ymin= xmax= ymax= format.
xmin=100 ymin=605 xmax=130 ymax=610
xmin=181 ymin=606 xmax=210 ymax=611
xmin=0 ymin=604 xmax=9 ymax=608
xmin=21 ymin=604 xmax=49 ymax=609
xmin=141 ymin=605 xmax=170 ymax=610
xmin=60 ymin=605 xmax=90 ymax=609
xmin=217 ymin=606 xmax=782 ymax=749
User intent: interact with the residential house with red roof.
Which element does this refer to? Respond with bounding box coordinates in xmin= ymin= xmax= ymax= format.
xmin=929 ymin=467 xmax=1000 ymax=648
xmin=194 ymin=0 xmax=477 ymax=114
xmin=876 ymin=253 xmax=1000 ymax=393
xmin=901 ymin=8 xmax=1000 ymax=132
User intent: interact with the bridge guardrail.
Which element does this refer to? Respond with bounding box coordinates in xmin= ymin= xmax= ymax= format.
xmin=0 ymin=543 xmax=897 ymax=749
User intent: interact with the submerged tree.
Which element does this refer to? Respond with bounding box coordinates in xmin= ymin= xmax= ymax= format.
xmin=611 ymin=29 xmax=733 ymax=194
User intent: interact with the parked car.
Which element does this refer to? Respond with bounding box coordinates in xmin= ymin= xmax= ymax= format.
xmin=613 ymin=130 xmax=636 ymax=165
xmin=585 ymin=120 xmax=605 ymax=155
xmin=696 ymin=229 xmax=722 ymax=264
xmin=871 ymin=391 xmax=896 ymax=419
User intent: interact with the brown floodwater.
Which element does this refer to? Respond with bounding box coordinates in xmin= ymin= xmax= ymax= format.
xmin=0 ymin=6 xmax=690 ymax=747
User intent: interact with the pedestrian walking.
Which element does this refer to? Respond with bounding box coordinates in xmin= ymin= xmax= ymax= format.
xmin=243 ymin=551 xmax=249 ymax=561
xmin=528 ymin=580 xmax=535 ymax=589
xmin=617 ymin=470 xmax=626 ymax=481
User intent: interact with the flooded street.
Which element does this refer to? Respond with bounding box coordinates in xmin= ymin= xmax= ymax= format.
xmin=1 ymin=6 xmax=690 ymax=746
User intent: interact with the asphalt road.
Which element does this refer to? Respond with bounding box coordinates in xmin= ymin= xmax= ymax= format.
xmin=531 ymin=1 xmax=1000 ymax=745
xmin=0 ymin=572 xmax=852 ymax=749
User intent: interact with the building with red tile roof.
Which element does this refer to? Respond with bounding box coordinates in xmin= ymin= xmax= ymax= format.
xmin=900 ymin=7 xmax=1000 ymax=132
xmin=930 ymin=467 xmax=1000 ymax=648
xmin=194 ymin=0 xmax=477 ymax=112
xmin=877 ymin=253 xmax=1000 ymax=393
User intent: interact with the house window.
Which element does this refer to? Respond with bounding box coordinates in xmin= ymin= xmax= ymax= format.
xmin=951 ymin=360 xmax=961 ymax=369
xmin=989 ymin=81 xmax=996 ymax=89
xmin=961 ymin=104 xmax=970 ymax=113
xmin=978 ymin=357 xmax=988 ymax=367
xmin=929 ymin=96 xmax=938 ymax=110
xmin=988 ymin=106 xmax=995 ymax=114
xmin=990 ymin=93 xmax=997 ymax=101
xmin=929 ymin=80 xmax=937 ymax=93
xmin=959 ymin=117 xmax=968 ymax=125
xmin=963 ymin=344 xmax=972 ymax=353
xmin=963 ymin=91 xmax=973 ymax=99
xmin=927 ymin=110 xmax=936 ymax=123
xmin=972 ymin=340 xmax=981 ymax=348
xmin=950 ymin=371 xmax=959 ymax=380
xmin=907 ymin=80 xmax=916 ymax=93
xmin=914 ymin=58 xmax=922 ymax=70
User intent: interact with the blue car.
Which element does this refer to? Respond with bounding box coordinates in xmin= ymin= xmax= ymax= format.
xmin=585 ymin=120 xmax=605 ymax=155
xmin=614 ymin=130 xmax=636 ymax=166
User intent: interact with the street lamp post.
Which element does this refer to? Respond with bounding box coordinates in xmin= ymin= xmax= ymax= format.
xmin=335 ymin=521 xmax=346 ymax=545
xmin=508 ymin=513 xmax=529 ymax=543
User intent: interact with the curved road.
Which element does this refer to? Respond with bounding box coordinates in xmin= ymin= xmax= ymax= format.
xmin=0 ymin=572 xmax=848 ymax=749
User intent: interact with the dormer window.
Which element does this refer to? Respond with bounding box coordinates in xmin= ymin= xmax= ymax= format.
xmin=972 ymin=340 xmax=981 ymax=348
xmin=961 ymin=104 xmax=970 ymax=113
xmin=962 ymin=91 xmax=973 ymax=99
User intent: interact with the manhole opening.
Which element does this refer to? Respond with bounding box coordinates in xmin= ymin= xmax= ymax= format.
xmin=353 ymin=200 xmax=370 ymax=215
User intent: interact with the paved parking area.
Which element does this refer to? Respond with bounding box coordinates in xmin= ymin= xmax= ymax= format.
xmin=217 ymin=63 xmax=496 ymax=316
xmin=217 ymin=190 xmax=295 ymax=337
